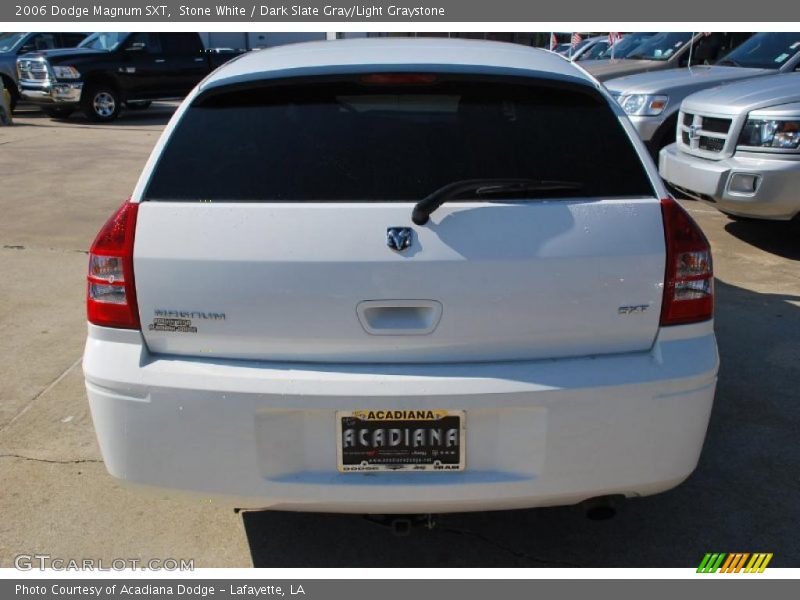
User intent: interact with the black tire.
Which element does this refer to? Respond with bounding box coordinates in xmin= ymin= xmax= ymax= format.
xmin=42 ymin=107 xmax=75 ymax=120
xmin=2 ymin=77 xmax=18 ymax=111
xmin=649 ymin=114 xmax=680 ymax=159
xmin=126 ymin=100 xmax=152 ymax=110
xmin=82 ymin=84 xmax=121 ymax=122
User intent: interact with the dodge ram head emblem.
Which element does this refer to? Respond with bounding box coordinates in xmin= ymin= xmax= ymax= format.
xmin=688 ymin=125 xmax=700 ymax=140
xmin=386 ymin=227 xmax=413 ymax=252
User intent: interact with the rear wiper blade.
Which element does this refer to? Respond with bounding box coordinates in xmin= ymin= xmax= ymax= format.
xmin=411 ymin=178 xmax=583 ymax=225
xmin=716 ymin=58 xmax=741 ymax=67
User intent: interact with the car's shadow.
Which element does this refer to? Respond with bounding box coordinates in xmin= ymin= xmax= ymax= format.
xmin=242 ymin=278 xmax=800 ymax=568
xmin=724 ymin=218 xmax=800 ymax=261
xmin=11 ymin=102 xmax=177 ymax=128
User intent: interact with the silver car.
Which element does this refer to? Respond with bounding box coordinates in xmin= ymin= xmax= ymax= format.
xmin=606 ymin=32 xmax=800 ymax=154
xmin=583 ymin=32 xmax=751 ymax=82
xmin=575 ymin=38 xmax=611 ymax=61
xmin=569 ymin=36 xmax=609 ymax=61
xmin=660 ymin=72 xmax=800 ymax=221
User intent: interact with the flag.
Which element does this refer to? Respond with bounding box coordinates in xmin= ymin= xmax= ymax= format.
xmin=569 ymin=32 xmax=582 ymax=60
xmin=549 ymin=32 xmax=557 ymax=51
xmin=608 ymin=31 xmax=622 ymax=59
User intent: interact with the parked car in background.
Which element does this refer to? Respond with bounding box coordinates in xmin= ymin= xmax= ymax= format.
xmin=82 ymin=39 xmax=718 ymax=514
xmin=0 ymin=31 xmax=89 ymax=109
xmin=586 ymin=32 xmax=657 ymax=62
xmin=575 ymin=37 xmax=611 ymax=61
xmin=553 ymin=36 xmax=606 ymax=61
xmin=569 ymin=36 xmax=609 ymax=61
xmin=17 ymin=32 xmax=244 ymax=121
xmin=553 ymin=42 xmax=572 ymax=55
xmin=606 ymin=32 xmax=800 ymax=155
xmin=584 ymin=32 xmax=752 ymax=81
xmin=660 ymin=72 xmax=800 ymax=221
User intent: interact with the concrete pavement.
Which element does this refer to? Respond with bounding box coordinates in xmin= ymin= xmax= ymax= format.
xmin=0 ymin=106 xmax=251 ymax=568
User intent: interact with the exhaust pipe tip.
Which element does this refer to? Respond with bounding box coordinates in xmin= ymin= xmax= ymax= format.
xmin=585 ymin=504 xmax=616 ymax=521
xmin=364 ymin=513 xmax=437 ymax=535
xmin=581 ymin=495 xmax=624 ymax=520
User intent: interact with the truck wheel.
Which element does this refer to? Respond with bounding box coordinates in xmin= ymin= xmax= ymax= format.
xmin=2 ymin=78 xmax=18 ymax=111
xmin=649 ymin=114 xmax=679 ymax=160
xmin=42 ymin=107 xmax=74 ymax=120
xmin=82 ymin=85 xmax=120 ymax=122
xmin=127 ymin=101 xmax=152 ymax=110
xmin=8 ymin=87 xmax=19 ymax=112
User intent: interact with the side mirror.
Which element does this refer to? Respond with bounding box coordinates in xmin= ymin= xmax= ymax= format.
xmin=18 ymin=45 xmax=34 ymax=54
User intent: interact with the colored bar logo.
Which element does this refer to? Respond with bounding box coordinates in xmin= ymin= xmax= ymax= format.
xmin=697 ymin=553 xmax=773 ymax=573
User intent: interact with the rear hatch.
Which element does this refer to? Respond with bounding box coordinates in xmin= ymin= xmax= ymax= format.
xmin=133 ymin=73 xmax=665 ymax=363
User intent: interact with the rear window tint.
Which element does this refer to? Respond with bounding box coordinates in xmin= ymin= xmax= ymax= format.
xmin=144 ymin=75 xmax=654 ymax=202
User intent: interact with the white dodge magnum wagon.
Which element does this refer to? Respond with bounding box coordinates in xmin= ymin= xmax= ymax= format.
xmin=83 ymin=39 xmax=719 ymax=513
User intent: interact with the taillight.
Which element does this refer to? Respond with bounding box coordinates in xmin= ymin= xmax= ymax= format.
xmin=660 ymin=197 xmax=713 ymax=326
xmin=86 ymin=200 xmax=140 ymax=329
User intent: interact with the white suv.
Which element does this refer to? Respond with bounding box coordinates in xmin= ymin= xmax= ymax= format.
xmin=83 ymin=39 xmax=718 ymax=514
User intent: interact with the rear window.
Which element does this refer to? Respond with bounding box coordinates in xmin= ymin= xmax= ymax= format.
xmin=144 ymin=75 xmax=654 ymax=202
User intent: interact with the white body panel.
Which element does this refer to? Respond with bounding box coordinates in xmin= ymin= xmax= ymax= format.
xmin=134 ymin=199 xmax=665 ymax=363
xmin=84 ymin=322 xmax=718 ymax=513
xmin=85 ymin=39 xmax=716 ymax=512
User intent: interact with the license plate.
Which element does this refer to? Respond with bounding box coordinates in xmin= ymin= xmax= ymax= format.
xmin=336 ymin=409 xmax=465 ymax=472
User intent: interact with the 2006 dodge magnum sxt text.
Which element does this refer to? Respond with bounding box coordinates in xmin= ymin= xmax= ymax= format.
xmin=82 ymin=39 xmax=719 ymax=513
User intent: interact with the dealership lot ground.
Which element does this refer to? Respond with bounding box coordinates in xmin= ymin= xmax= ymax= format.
xmin=1 ymin=106 xmax=798 ymax=568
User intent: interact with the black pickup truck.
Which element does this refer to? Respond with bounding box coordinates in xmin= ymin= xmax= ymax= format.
xmin=17 ymin=32 xmax=244 ymax=121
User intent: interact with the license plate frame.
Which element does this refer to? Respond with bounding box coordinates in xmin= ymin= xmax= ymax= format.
xmin=336 ymin=409 xmax=465 ymax=473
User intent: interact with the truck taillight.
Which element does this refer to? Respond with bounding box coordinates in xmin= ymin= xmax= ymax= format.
xmin=660 ymin=197 xmax=713 ymax=326
xmin=86 ymin=200 xmax=140 ymax=329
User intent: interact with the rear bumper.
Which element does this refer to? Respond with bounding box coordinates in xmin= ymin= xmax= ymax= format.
xmin=659 ymin=143 xmax=800 ymax=220
xmin=84 ymin=322 xmax=718 ymax=513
